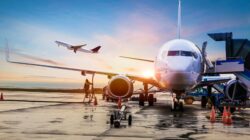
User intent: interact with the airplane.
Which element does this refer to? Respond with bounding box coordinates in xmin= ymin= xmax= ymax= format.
xmin=55 ymin=40 xmax=101 ymax=53
xmin=5 ymin=0 xmax=232 ymax=111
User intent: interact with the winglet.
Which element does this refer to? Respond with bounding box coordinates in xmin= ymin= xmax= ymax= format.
xmin=91 ymin=46 xmax=101 ymax=53
xmin=5 ymin=39 xmax=10 ymax=62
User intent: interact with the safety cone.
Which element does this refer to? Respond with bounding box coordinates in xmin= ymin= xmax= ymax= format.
xmin=93 ymin=96 xmax=98 ymax=106
xmin=222 ymin=106 xmax=228 ymax=123
xmin=0 ymin=93 xmax=4 ymax=101
xmin=210 ymin=106 xmax=216 ymax=123
xmin=225 ymin=107 xmax=232 ymax=125
xmin=117 ymin=97 xmax=122 ymax=109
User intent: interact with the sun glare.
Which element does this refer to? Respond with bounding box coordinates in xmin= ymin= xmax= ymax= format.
xmin=142 ymin=70 xmax=155 ymax=78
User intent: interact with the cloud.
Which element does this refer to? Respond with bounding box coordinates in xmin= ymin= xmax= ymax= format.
xmin=14 ymin=52 xmax=64 ymax=66
xmin=94 ymin=8 xmax=177 ymax=58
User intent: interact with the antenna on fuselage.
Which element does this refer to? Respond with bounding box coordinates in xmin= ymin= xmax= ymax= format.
xmin=177 ymin=0 xmax=181 ymax=39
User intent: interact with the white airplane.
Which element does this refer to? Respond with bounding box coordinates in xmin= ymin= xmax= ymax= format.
xmin=55 ymin=40 xmax=101 ymax=53
xmin=5 ymin=0 xmax=231 ymax=111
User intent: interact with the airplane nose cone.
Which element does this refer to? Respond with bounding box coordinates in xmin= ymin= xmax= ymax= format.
xmin=167 ymin=58 xmax=193 ymax=72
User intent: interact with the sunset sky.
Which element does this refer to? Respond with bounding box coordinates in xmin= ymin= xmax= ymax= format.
xmin=0 ymin=0 xmax=250 ymax=88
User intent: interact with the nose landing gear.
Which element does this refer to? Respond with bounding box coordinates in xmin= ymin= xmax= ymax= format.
xmin=171 ymin=96 xmax=184 ymax=111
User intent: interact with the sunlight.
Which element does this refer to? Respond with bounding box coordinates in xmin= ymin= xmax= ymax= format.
xmin=142 ymin=70 xmax=155 ymax=78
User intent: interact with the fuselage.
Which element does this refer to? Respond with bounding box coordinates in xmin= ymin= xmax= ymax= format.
xmin=155 ymin=39 xmax=204 ymax=93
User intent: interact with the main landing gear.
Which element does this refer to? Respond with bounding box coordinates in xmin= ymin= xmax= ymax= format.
xmin=171 ymin=96 xmax=183 ymax=112
xmin=138 ymin=83 xmax=156 ymax=106
xmin=139 ymin=93 xmax=145 ymax=106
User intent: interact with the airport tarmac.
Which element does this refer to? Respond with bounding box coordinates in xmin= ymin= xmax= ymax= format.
xmin=0 ymin=91 xmax=250 ymax=140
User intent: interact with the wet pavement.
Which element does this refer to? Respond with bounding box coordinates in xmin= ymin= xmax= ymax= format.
xmin=0 ymin=91 xmax=250 ymax=140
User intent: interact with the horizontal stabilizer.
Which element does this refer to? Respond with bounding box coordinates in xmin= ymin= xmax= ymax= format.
xmin=55 ymin=41 xmax=86 ymax=48
xmin=91 ymin=46 xmax=101 ymax=53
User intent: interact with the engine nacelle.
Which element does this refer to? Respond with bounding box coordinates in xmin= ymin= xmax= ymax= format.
xmin=107 ymin=75 xmax=133 ymax=99
xmin=224 ymin=80 xmax=248 ymax=101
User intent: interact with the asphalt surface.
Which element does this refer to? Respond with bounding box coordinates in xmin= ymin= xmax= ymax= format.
xmin=0 ymin=91 xmax=250 ymax=140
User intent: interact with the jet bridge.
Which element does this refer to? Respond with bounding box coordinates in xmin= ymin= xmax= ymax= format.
xmin=208 ymin=32 xmax=250 ymax=71
xmin=208 ymin=32 xmax=250 ymax=91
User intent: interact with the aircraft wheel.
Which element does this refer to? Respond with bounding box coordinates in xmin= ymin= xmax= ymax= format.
xmin=106 ymin=97 xmax=110 ymax=102
xmin=139 ymin=94 xmax=145 ymax=106
xmin=114 ymin=121 xmax=120 ymax=128
xmin=110 ymin=114 xmax=114 ymax=125
xmin=148 ymin=94 xmax=154 ymax=106
xmin=179 ymin=101 xmax=184 ymax=111
xmin=128 ymin=114 xmax=132 ymax=126
xmin=171 ymin=101 xmax=183 ymax=111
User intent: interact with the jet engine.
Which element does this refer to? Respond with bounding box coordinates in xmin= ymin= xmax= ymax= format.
xmin=107 ymin=75 xmax=133 ymax=99
xmin=224 ymin=80 xmax=248 ymax=101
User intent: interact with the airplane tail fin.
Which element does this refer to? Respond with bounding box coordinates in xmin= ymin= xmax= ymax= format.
xmin=177 ymin=0 xmax=181 ymax=39
xmin=91 ymin=46 xmax=101 ymax=53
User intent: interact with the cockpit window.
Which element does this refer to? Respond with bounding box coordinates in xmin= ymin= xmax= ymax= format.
xmin=180 ymin=51 xmax=193 ymax=56
xmin=167 ymin=51 xmax=179 ymax=56
xmin=166 ymin=50 xmax=198 ymax=59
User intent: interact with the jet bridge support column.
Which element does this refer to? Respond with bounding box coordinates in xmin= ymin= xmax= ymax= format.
xmin=207 ymin=85 xmax=215 ymax=107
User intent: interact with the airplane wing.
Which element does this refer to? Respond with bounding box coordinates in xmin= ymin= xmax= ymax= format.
xmin=55 ymin=41 xmax=86 ymax=49
xmin=120 ymin=56 xmax=154 ymax=62
xmin=55 ymin=41 xmax=72 ymax=48
xmin=5 ymin=53 xmax=159 ymax=87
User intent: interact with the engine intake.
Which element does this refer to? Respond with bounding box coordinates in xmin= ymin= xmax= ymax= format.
xmin=107 ymin=75 xmax=133 ymax=99
xmin=225 ymin=80 xmax=248 ymax=101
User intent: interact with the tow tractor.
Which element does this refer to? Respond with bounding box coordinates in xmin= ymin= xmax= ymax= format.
xmin=110 ymin=105 xmax=132 ymax=128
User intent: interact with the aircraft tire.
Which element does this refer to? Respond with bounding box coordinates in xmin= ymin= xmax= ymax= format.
xmin=139 ymin=94 xmax=145 ymax=106
xmin=110 ymin=114 xmax=114 ymax=125
xmin=148 ymin=94 xmax=154 ymax=106
xmin=128 ymin=114 xmax=132 ymax=126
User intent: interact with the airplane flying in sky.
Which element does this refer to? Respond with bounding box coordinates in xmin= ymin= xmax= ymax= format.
xmin=55 ymin=40 xmax=101 ymax=53
xmin=6 ymin=0 xmax=234 ymax=111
